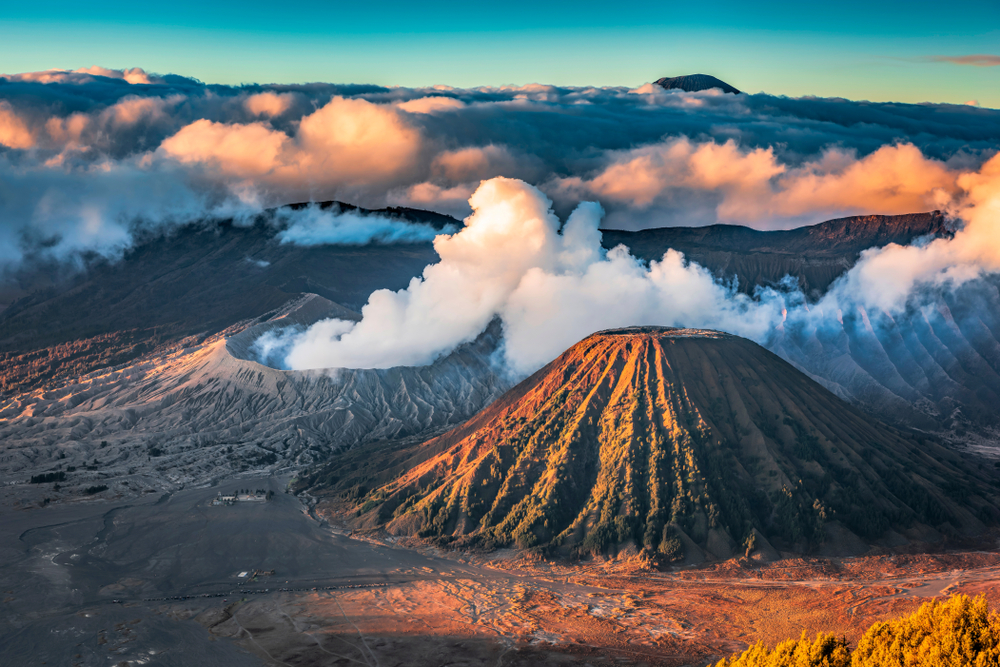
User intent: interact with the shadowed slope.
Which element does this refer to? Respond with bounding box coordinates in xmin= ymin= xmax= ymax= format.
xmin=348 ymin=327 xmax=998 ymax=561
xmin=601 ymin=211 xmax=949 ymax=296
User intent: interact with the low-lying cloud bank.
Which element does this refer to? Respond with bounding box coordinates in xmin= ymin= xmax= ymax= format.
xmin=274 ymin=205 xmax=453 ymax=246
xmin=270 ymin=156 xmax=1000 ymax=375
xmin=1 ymin=65 xmax=999 ymax=273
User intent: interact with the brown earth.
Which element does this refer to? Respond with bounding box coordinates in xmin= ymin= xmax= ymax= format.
xmin=194 ymin=533 xmax=1000 ymax=667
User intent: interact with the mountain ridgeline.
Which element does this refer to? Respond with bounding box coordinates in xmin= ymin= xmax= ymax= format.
xmin=602 ymin=211 xmax=950 ymax=296
xmin=322 ymin=328 xmax=999 ymax=561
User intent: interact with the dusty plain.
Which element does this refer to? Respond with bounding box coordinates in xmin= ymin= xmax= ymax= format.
xmin=6 ymin=470 xmax=1000 ymax=667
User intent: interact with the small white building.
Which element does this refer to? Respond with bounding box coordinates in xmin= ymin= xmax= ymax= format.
xmin=213 ymin=492 xmax=237 ymax=505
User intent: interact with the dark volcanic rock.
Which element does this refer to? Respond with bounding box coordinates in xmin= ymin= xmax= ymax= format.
xmin=654 ymin=74 xmax=741 ymax=94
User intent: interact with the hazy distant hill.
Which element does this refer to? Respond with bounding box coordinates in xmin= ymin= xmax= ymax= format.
xmin=312 ymin=327 xmax=999 ymax=561
xmin=601 ymin=211 xmax=950 ymax=296
xmin=654 ymin=74 xmax=741 ymax=94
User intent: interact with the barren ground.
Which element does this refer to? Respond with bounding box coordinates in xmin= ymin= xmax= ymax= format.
xmin=3 ymin=475 xmax=1000 ymax=667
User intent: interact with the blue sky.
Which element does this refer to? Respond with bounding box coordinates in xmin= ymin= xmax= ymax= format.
xmin=2 ymin=0 xmax=999 ymax=106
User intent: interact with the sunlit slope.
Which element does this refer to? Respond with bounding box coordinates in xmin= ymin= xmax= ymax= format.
xmin=353 ymin=327 xmax=998 ymax=560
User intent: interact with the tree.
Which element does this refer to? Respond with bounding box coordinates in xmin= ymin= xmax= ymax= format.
xmin=852 ymin=595 xmax=1000 ymax=667
xmin=713 ymin=632 xmax=849 ymax=667
xmin=712 ymin=595 xmax=1000 ymax=667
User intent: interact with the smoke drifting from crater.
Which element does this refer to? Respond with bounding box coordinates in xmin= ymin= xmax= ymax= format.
xmin=274 ymin=157 xmax=1000 ymax=375
xmin=275 ymin=205 xmax=453 ymax=246
xmin=274 ymin=177 xmax=784 ymax=373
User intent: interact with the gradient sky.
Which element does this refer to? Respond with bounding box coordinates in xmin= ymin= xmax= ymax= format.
xmin=2 ymin=0 xmax=999 ymax=106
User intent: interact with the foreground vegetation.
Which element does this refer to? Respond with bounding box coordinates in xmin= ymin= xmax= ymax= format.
xmin=714 ymin=595 xmax=1000 ymax=667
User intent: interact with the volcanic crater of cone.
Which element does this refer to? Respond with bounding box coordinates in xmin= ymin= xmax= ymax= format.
xmin=325 ymin=327 xmax=999 ymax=562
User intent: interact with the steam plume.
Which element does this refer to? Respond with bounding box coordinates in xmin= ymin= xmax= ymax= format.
xmin=273 ymin=162 xmax=1000 ymax=375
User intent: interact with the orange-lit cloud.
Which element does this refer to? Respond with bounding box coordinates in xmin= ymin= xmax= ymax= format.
xmin=244 ymin=92 xmax=296 ymax=117
xmin=396 ymin=96 xmax=465 ymax=114
xmin=930 ymin=55 xmax=1000 ymax=67
xmin=159 ymin=119 xmax=287 ymax=178
xmin=432 ymin=145 xmax=519 ymax=181
xmin=102 ymin=95 xmax=175 ymax=125
xmin=74 ymin=66 xmax=155 ymax=84
xmin=0 ymin=101 xmax=35 ymax=149
xmin=159 ymin=96 xmax=422 ymax=193
xmin=553 ymin=139 xmax=959 ymax=227
xmin=2 ymin=66 xmax=160 ymax=84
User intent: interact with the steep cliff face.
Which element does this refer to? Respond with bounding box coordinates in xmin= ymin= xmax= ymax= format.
xmin=342 ymin=327 xmax=998 ymax=561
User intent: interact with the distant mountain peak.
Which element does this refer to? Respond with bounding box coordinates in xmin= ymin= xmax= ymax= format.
xmin=654 ymin=74 xmax=740 ymax=94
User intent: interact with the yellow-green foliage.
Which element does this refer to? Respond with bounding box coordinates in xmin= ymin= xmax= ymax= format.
xmin=713 ymin=632 xmax=849 ymax=667
xmin=852 ymin=594 xmax=1000 ymax=667
xmin=712 ymin=595 xmax=1000 ymax=667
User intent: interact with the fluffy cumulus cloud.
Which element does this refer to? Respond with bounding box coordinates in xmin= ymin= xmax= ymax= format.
xmin=158 ymin=96 xmax=422 ymax=193
xmin=1 ymin=63 xmax=999 ymax=292
xmin=0 ymin=101 xmax=35 ymax=149
xmin=555 ymin=140 xmax=960 ymax=228
xmin=244 ymin=91 xmax=297 ymax=117
xmin=1 ymin=66 xmax=163 ymax=85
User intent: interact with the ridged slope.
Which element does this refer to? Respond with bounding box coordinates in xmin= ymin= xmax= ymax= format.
xmin=358 ymin=327 xmax=998 ymax=560
xmin=0 ymin=296 xmax=508 ymax=486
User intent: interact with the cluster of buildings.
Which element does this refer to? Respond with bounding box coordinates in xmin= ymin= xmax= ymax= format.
xmin=212 ymin=490 xmax=269 ymax=505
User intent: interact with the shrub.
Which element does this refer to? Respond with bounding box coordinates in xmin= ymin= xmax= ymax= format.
xmin=713 ymin=632 xmax=849 ymax=667
xmin=852 ymin=595 xmax=1000 ymax=667
xmin=658 ymin=525 xmax=684 ymax=562
xmin=711 ymin=595 xmax=1000 ymax=667
xmin=30 ymin=472 xmax=66 ymax=484
xmin=84 ymin=485 xmax=108 ymax=495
